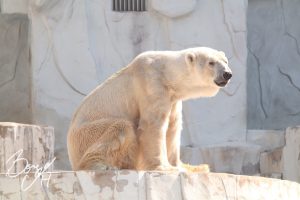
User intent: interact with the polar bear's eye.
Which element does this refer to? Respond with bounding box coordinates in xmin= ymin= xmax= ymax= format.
xmin=209 ymin=61 xmax=215 ymax=66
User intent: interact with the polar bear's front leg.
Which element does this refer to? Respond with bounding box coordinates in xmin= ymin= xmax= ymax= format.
xmin=166 ymin=101 xmax=182 ymax=166
xmin=166 ymin=101 xmax=210 ymax=173
xmin=137 ymin=101 xmax=175 ymax=171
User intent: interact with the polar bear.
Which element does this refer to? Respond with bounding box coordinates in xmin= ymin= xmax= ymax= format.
xmin=67 ymin=47 xmax=232 ymax=171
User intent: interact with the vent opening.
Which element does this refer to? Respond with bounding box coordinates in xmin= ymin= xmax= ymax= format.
xmin=113 ymin=0 xmax=146 ymax=12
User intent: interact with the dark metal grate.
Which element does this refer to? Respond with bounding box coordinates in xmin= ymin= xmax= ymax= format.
xmin=113 ymin=0 xmax=146 ymax=12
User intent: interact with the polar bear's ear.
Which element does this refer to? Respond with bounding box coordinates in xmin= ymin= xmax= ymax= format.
xmin=185 ymin=52 xmax=196 ymax=66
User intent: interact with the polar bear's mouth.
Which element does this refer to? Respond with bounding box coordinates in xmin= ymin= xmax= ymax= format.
xmin=214 ymin=80 xmax=228 ymax=87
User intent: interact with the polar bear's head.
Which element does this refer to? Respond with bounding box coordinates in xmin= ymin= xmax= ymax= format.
xmin=180 ymin=47 xmax=232 ymax=99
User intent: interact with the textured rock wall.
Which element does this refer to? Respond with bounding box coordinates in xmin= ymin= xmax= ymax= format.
xmin=247 ymin=0 xmax=300 ymax=129
xmin=0 ymin=14 xmax=31 ymax=123
xmin=28 ymin=0 xmax=247 ymax=169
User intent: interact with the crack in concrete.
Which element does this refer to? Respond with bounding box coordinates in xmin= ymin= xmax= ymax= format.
xmin=41 ymin=178 xmax=51 ymax=200
xmin=221 ymin=82 xmax=241 ymax=97
xmin=220 ymin=177 xmax=229 ymax=200
xmin=232 ymin=29 xmax=246 ymax=33
xmin=38 ymin=16 xmax=52 ymax=75
xmin=278 ymin=66 xmax=300 ymax=93
xmin=248 ymin=47 xmax=268 ymax=118
xmin=67 ymin=0 xmax=75 ymax=19
xmin=280 ymin=0 xmax=300 ymax=57
xmin=275 ymin=0 xmax=300 ymax=117
xmin=84 ymin=0 xmax=102 ymax=81
xmin=103 ymin=6 xmax=126 ymax=66
xmin=41 ymin=13 xmax=87 ymax=97
xmin=278 ymin=66 xmax=300 ymax=116
xmin=220 ymin=0 xmax=241 ymax=63
xmin=284 ymin=32 xmax=300 ymax=57
xmin=288 ymin=111 xmax=300 ymax=116
xmin=0 ymin=62 xmax=17 ymax=88
xmin=0 ymin=21 xmax=23 ymax=88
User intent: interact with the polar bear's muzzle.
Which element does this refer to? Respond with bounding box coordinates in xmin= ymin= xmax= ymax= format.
xmin=214 ymin=71 xmax=232 ymax=87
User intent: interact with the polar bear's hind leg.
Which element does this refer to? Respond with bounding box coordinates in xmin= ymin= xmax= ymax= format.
xmin=73 ymin=119 xmax=138 ymax=170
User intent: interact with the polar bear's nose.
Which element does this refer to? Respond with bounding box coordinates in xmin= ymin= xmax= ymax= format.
xmin=223 ymin=72 xmax=232 ymax=80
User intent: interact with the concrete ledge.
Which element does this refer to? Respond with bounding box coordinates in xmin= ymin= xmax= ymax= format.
xmin=0 ymin=171 xmax=299 ymax=199
xmin=0 ymin=122 xmax=55 ymax=173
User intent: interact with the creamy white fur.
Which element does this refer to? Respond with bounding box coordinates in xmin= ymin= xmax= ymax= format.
xmin=67 ymin=47 xmax=230 ymax=171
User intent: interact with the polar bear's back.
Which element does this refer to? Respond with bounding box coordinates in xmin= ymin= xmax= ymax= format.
xmin=69 ymin=48 xmax=202 ymax=130
xmin=70 ymin=67 xmax=140 ymax=129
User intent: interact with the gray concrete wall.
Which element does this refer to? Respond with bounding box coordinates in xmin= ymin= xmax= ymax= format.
xmin=247 ymin=0 xmax=300 ymax=129
xmin=0 ymin=14 xmax=31 ymax=123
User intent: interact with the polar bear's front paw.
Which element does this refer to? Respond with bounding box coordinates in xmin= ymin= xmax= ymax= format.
xmin=153 ymin=165 xmax=178 ymax=172
xmin=181 ymin=163 xmax=210 ymax=173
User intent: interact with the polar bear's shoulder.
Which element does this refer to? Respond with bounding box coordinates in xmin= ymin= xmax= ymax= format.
xmin=133 ymin=50 xmax=183 ymax=66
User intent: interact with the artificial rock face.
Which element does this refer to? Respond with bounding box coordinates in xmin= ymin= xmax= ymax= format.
xmin=67 ymin=47 xmax=232 ymax=171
